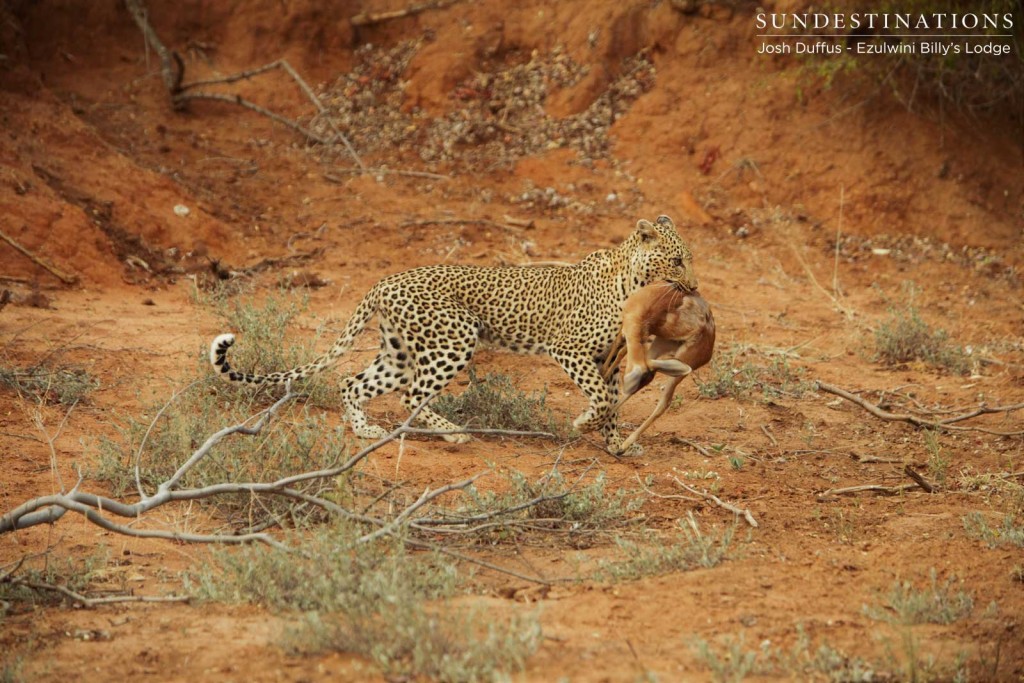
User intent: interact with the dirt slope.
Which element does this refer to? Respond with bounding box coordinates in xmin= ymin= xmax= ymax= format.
xmin=2 ymin=1 xmax=1023 ymax=681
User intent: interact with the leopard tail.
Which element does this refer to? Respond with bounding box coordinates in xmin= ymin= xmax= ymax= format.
xmin=209 ymin=285 xmax=380 ymax=385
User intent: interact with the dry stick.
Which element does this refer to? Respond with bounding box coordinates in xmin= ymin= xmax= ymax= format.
xmin=671 ymin=475 xmax=759 ymax=528
xmin=5 ymin=578 xmax=189 ymax=608
xmin=760 ymin=424 xmax=778 ymax=448
xmin=350 ymin=0 xmax=460 ymax=26
xmin=0 ymin=228 xmax=78 ymax=285
xmin=123 ymin=0 xmax=178 ymax=93
xmin=817 ymin=483 xmax=917 ymax=501
xmin=903 ymin=464 xmax=936 ymax=493
xmin=180 ymin=60 xmax=363 ymax=169
xmin=325 ymin=168 xmax=449 ymax=181
xmin=817 ymin=381 xmax=1024 ymax=436
xmin=832 ymin=184 xmax=844 ymax=300
xmin=669 ymin=436 xmax=713 ymax=458
xmin=399 ymin=218 xmax=525 ymax=232
xmin=174 ymin=92 xmax=329 ymax=144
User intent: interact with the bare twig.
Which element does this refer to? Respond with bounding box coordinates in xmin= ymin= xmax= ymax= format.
xmin=903 ymin=464 xmax=936 ymax=493
xmin=0 ymin=228 xmax=78 ymax=285
xmin=399 ymin=218 xmax=526 ymax=232
xmin=351 ymin=0 xmax=461 ymax=26
xmin=123 ymin=0 xmax=179 ymax=94
xmin=174 ymin=92 xmax=329 ymax=143
xmin=325 ymin=168 xmax=448 ymax=182
xmin=759 ymin=424 xmax=778 ymax=448
xmin=668 ymin=436 xmax=713 ymax=458
xmin=817 ymin=483 xmax=918 ymax=501
xmin=671 ymin=475 xmax=758 ymax=528
xmin=4 ymin=577 xmax=190 ymax=608
xmin=817 ymin=381 xmax=1024 ymax=436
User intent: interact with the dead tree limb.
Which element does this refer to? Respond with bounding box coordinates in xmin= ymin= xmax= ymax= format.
xmin=817 ymin=483 xmax=918 ymax=501
xmin=817 ymin=381 xmax=1024 ymax=436
xmin=0 ymin=228 xmax=78 ymax=285
xmin=903 ymin=464 xmax=936 ymax=493
xmin=351 ymin=0 xmax=461 ymax=27
xmin=124 ymin=0 xmax=362 ymax=165
xmin=2 ymin=577 xmax=190 ymax=608
xmin=123 ymin=0 xmax=180 ymax=94
xmin=671 ymin=475 xmax=759 ymax=528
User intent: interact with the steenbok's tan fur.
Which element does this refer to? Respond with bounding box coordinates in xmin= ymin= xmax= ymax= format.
xmin=602 ymin=282 xmax=715 ymax=453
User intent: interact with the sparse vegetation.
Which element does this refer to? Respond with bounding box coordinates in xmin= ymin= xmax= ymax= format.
xmin=0 ymin=548 xmax=111 ymax=608
xmin=963 ymin=512 xmax=1024 ymax=548
xmin=863 ymin=569 xmax=974 ymax=625
xmin=433 ymin=368 xmax=569 ymax=438
xmin=922 ymin=430 xmax=950 ymax=487
xmin=90 ymin=290 xmax=350 ymax=526
xmin=697 ymin=346 xmax=812 ymax=400
xmin=596 ymin=512 xmax=735 ymax=581
xmin=0 ymin=363 xmax=98 ymax=405
xmin=873 ymin=286 xmax=970 ymax=374
xmin=190 ymin=521 xmax=540 ymax=682
xmin=811 ymin=1 xmax=1023 ymax=116
xmin=448 ymin=468 xmax=645 ymax=545
xmin=690 ymin=626 xmax=877 ymax=683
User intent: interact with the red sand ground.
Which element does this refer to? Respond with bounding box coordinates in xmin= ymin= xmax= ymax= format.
xmin=2 ymin=1 xmax=1022 ymax=680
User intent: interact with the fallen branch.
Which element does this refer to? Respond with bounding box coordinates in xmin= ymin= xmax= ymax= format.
xmin=817 ymin=381 xmax=1024 ymax=436
xmin=399 ymin=218 xmax=526 ymax=232
xmin=123 ymin=0 xmax=180 ymax=94
xmin=0 ymin=228 xmax=78 ymax=285
xmin=325 ymin=168 xmax=449 ymax=182
xmin=671 ymin=475 xmax=759 ymax=528
xmin=124 ymin=0 xmax=362 ymax=164
xmin=903 ymin=464 xmax=936 ymax=493
xmin=3 ymin=577 xmax=190 ymax=608
xmin=351 ymin=0 xmax=461 ymax=26
xmin=174 ymin=91 xmax=329 ymax=144
xmin=817 ymin=483 xmax=918 ymax=501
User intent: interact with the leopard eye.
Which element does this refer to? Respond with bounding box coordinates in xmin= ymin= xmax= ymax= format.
xmin=670 ymin=257 xmax=682 ymax=267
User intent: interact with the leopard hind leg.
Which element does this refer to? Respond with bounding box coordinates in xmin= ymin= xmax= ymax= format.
xmin=341 ymin=320 xmax=414 ymax=440
xmin=393 ymin=303 xmax=480 ymax=444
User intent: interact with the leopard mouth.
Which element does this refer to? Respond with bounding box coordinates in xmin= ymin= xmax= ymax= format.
xmin=667 ymin=279 xmax=698 ymax=293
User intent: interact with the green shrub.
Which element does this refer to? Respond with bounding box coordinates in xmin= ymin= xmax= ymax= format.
xmin=863 ymin=569 xmax=973 ymax=625
xmin=190 ymin=521 xmax=540 ymax=682
xmin=963 ymin=512 xmax=1024 ymax=548
xmin=697 ymin=347 xmax=811 ymax=401
xmin=596 ymin=512 xmax=735 ymax=581
xmin=433 ymin=368 xmax=568 ymax=437
xmin=445 ymin=469 xmax=645 ymax=546
xmin=873 ymin=289 xmax=969 ymax=374
xmin=0 ymin=363 xmax=97 ymax=405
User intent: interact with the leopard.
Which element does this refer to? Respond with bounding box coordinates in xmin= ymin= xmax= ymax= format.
xmin=209 ymin=215 xmax=698 ymax=456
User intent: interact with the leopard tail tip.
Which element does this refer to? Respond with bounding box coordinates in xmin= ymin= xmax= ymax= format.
xmin=210 ymin=333 xmax=236 ymax=375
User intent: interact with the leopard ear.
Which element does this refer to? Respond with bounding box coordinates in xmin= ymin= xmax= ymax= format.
xmin=655 ymin=215 xmax=674 ymax=229
xmin=636 ymin=219 xmax=658 ymax=242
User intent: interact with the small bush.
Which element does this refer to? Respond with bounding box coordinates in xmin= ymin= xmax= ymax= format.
xmin=596 ymin=512 xmax=735 ymax=581
xmin=863 ymin=569 xmax=973 ymax=625
xmin=190 ymin=521 xmax=541 ymax=682
xmin=91 ymin=289 xmax=350 ymax=527
xmin=433 ymin=368 xmax=569 ymax=437
xmin=691 ymin=625 xmax=880 ymax=683
xmin=0 ymin=363 xmax=98 ymax=405
xmin=449 ymin=469 xmax=645 ymax=546
xmin=0 ymin=547 xmax=111 ymax=608
xmin=697 ymin=347 xmax=811 ymax=401
xmin=873 ymin=290 xmax=969 ymax=374
xmin=963 ymin=512 xmax=1024 ymax=548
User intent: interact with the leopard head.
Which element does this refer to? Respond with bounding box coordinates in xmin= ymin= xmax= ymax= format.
xmin=622 ymin=215 xmax=698 ymax=291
